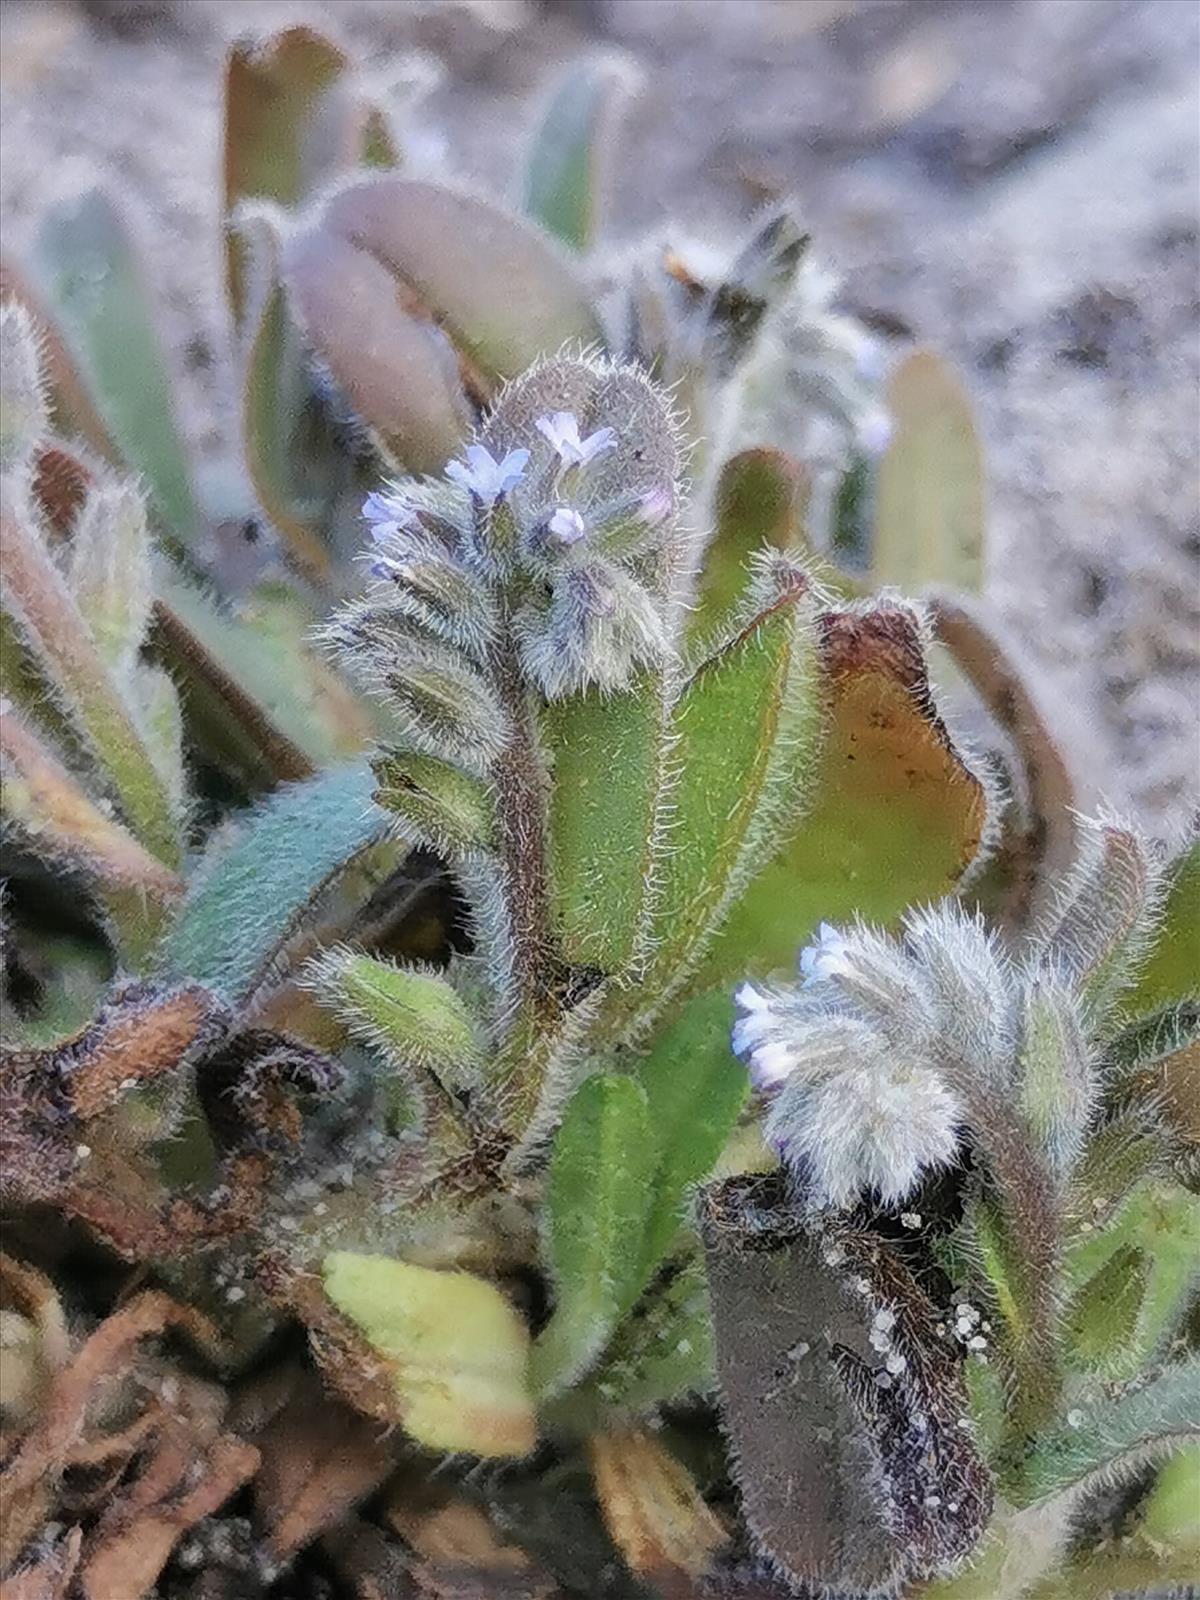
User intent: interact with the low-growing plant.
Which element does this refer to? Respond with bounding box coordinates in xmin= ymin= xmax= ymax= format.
xmin=1 ymin=22 xmax=1195 ymax=1600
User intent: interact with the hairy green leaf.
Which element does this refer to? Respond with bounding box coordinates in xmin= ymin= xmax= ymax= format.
xmin=543 ymin=672 xmax=667 ymax=973
xmin=533 ymin=1074 xmax=658 ymax=1398
xmin=158 ymin=762 xmax=389 ymax=1002
xmin=690 ymin=449 xmax=807 ymax=645
xmin=648 ymin=567 xmax=820 ymax=994
xmin=1128 ymin=840 xmax=1200 ymax=1013
xmin=1064 ymin=1183 xmax=1200 ymax=1379
xmin=706 ymin=603 xmax=989 ymax=981
xmin=1015 ymin=1357 xmax=1200 ymax=1506
xmin=635 ymin=988 xmax=749 ymax=1278
xmin=29 ymin=188 xmax=200 ymax=553
xmin=372 ymin=749 xmax=494 ymax=856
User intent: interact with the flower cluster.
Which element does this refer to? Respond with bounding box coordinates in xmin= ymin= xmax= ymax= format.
xmin=351 ymin=353 xmax=684 ymax=702
xmin=732 ymin=906 xmax=1016 ymax=1210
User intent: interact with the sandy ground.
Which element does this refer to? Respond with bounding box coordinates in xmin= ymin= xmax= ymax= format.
xmin=2 ymin=0 xmax=1197 ymax=839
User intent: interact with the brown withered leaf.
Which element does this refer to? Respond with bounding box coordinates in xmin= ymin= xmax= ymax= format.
xmin=77 ymin=1431 xmax=259 ymax=1600
xmin=384 ymin=1479 xmax=553 ymax=1597
xmin=1 ymin=986 xmax=344 ymax=1261
xmin=0 ymin=1526 xmax=81 ymax=1600
xmin=588 ymin=1427 xmax=728 ymax=1594
xmin=233 ymin=1364 xmax=395 ymax=1561
xmin=0 ymin=1292 xmax=225 ymax=1574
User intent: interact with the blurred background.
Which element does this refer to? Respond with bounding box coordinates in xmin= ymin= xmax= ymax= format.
xmin=2 ymin=0 xmax=1197 ymax=835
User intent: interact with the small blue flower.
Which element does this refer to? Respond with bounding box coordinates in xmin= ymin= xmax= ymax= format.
xmin=548 ymin=506 xmax=587 ymax=545
xmin=362 ymin=488 xmax=418 ymax=543
xmin=535 ymin=411 xmax=617 ymax=468
xmin=445 ymin=444 xmax=529 ymax=503
xmin=798 ymin=921 xmax=851 ymax=987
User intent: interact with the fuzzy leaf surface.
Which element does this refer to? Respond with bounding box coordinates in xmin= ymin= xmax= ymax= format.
xmin=158 ymin=762 xmax=389 ymax=1003
xmin=1015 ymin=1356 xmax=1200 ymax=1506
xmin=690 ymin=448 xmax=807 ymax=644
xmin=873 ymin=349 xmax=985 ymax=593
xmin=29 ymin=189 xmax=199 ymax=552
xmin=705 ymin=604 xmax=988 ymax=980
xmin=543 ymin=673 xmax=666 ymax=972
xmin=1127 ymin=840 xmax=1200 ymax=1013
xmin=533 ymin=1074 xmax=658 ymax=1398
xmin=635 ymin=988 xmax=749 ymax=1277
xmin=650 ymin=573 xmax=818 ymax=991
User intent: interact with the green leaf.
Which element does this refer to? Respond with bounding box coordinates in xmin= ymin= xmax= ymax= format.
xmin=522 ymin=53 xmax=637 ymax=251
xmin=29 ymin=188 xmax=200 ymax=553
xmin=533 ymin=1074 xmax=659 ymax=1398
xmin=1063 ymin=1183 xmax=1200 ymax=1379
xmin=872 ymin=349 xmax=985 ymax=594
xmin=543 ymin=672 xmax=667 ymax=972
xmin=704 ymin=603 xmax=989 ymax=982
xmin=1 ymin=507 xmax=180 ymax=867
xmin=648 ymin=568 xmax=820 ymax=994
xmin=635 ymin=988 xmax=749 ymax=1278
xmin=372 ymin=749 xmax=494 ymax=856
xmin=1128 ymin=840 xmax=1200 ymax=1012
xmin=308 ymin=950 xmax=482 ymax=1089
xmin=66 ymin=480 xmax=152 ymax=675
xmin=1015 ymin=1356 xmax=1200 ymax=1507
xmin=1063 ymin=1245 xmax=1147 ymax=1373
xmin=241 ymin=272 xmax=345 ymax=586
xmin=152 ymin=572 xmax=370 ymax=789
xmin=158 ymin=762 xmax=389 ymax=1002
xmin=322 ymin=1251 xmax=536 ymax=1457
xmin=689 ymin=449 xmax=810 ymax=645
xmin=0 ymin=300 xmax=48 ymax=475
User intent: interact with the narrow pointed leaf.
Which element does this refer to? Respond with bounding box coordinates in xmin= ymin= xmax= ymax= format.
xmin=1127 ymin=839 xmax=1200 ymax=1012
xmin=66 ymin=480 xmax=152 ymax=674
xmin=533 ymin=1074 xmax=658 ymax=1398
xmin=1 ymin=509 xmax=179 ymax=866
xmin=648 ymin=568 xmax=820 ymax=993
xmin=1015 ymin=1357 xmax=1200 ymax=1506
xmin=543 ymin=672 xmax=668 ymax=972
xmin=635 ymin=987 xmax=749 ymax=1277
xmin=690 ymin=448 xmax=808 ymax=645
xmin=705 ymin=603 xmax=990 ymax=981
xmin=158 ymin=762 xmax=389 ymax=1003
xmin=522 ymin=53 xmax=638 ymax=251
xmin=873 ymin=348 xmax=985 ymax=593
xmin=28 ymin=189 xmax=200 ymax=551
